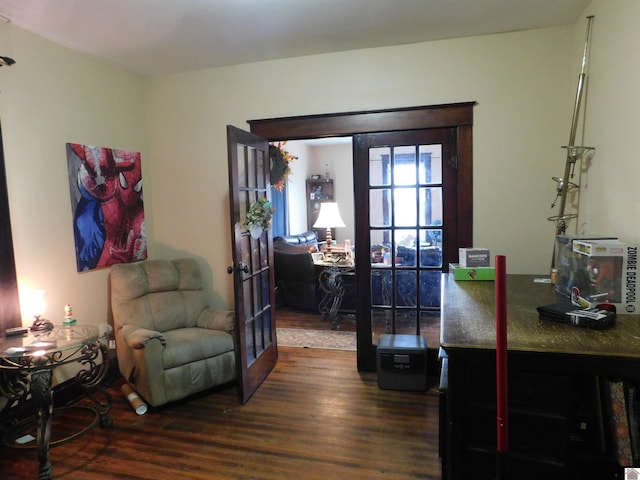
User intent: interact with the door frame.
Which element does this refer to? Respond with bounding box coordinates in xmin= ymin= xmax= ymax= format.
xmin=249 ymin=102 xmax=475 ymax=370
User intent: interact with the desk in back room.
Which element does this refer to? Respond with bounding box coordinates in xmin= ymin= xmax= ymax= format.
xmin=440 ymin=273 xmax=640 ymax=480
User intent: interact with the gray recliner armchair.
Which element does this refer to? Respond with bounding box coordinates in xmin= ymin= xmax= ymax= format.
xmin=109 ymin=258 xmax=236 ymax=407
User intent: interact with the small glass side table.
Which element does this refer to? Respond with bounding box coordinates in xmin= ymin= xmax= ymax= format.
xmin=0 ymin=324 xmax=113 ymax=480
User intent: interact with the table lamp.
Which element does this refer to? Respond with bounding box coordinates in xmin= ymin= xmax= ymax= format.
xmin=313 ymin=202 xmax=345 ymax=249
xmin=30 ymin=289 xmax=54 ymax=332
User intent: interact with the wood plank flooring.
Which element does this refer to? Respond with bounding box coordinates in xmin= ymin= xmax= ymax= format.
xmin=0 ymin=348 xmax=442 ymax=480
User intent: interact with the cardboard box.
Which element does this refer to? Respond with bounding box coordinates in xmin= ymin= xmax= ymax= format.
xmin=458 ymin=248 xmax=490 ymax=267
xmin=554 ymin=235 xmax=618 ymax=299
xmin=566 ymin=239 xmax=639 ymax=314
xmin=449 ymin=263 xmax=495 ymax=281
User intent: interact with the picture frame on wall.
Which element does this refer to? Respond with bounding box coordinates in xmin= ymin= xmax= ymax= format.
xmin=66 ymin=143 xmax=147 ymax=272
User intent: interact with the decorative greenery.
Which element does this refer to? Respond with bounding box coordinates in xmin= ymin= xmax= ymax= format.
xmin=244 ymin=197 xmax=275 ymax=229
xmin=270 ymin=142 xmax=297 ymax=191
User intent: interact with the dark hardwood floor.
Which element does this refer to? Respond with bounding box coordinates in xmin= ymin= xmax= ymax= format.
xmin=276 ymin=306 xmax=353 ymax=330
xmin=0 ymin=348 xmax=442 ymax=479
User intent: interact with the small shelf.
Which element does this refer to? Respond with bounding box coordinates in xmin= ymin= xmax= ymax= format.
xmin=306 ymin=178 xmax=334 ymax=240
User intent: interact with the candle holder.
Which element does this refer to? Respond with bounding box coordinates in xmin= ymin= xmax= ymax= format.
xmin=30 ymin=314 xmax=54 ymax=332
xmin=29 ymin=290 xmax=54 ymax=332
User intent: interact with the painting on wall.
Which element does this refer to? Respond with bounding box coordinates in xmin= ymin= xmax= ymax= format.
xmin=66 ymin=143 xmax=146 ymax=272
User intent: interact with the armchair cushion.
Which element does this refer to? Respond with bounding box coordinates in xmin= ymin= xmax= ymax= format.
xmin=162 ymin=328 xmax=234 ymax=370
xmin=198 ymin=308 xmax=235 ymax=333
xmin=110 ymin=258 xmax=236 ymax=407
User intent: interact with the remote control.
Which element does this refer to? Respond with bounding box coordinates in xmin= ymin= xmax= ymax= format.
xmin=5 ymin=326 xmax=28 ymax=337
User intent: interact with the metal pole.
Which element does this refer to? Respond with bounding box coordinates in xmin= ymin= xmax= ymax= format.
xmin=555 ymin=16 xmax=594 ymax=235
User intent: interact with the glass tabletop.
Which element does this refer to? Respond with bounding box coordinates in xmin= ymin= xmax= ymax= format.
xmin=0 ymin=324 xmax=108 ymax=359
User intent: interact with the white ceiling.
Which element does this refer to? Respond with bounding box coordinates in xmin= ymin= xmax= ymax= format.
xmin=0 ymin=0 xmax=591 ymax=77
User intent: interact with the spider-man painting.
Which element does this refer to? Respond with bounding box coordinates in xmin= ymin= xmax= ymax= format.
xmin=66 ymin=143 xmax=146 ymax=271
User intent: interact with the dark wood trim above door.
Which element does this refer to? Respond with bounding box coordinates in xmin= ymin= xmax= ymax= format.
xmin=248 ymin=102 xmax=475 ymax=140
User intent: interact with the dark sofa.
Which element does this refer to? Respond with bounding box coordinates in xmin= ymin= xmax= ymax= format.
xmin=273 ymin=232 xmax=320 ymax=311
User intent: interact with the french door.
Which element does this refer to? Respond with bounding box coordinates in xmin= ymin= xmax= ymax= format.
xmin=354 ymin=128 xmax=458 ymax=370
xmin=226 ymin=125 xmax=277 ymax=404
xmin=249 ymin=103 xmax=474 ymax=371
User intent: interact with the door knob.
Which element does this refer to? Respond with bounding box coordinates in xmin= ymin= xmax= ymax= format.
xmin=227 ymin=263 xmax=250 ymax=274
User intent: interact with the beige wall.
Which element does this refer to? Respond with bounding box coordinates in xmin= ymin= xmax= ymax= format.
xmin=0 ymin=0 xmax=636 ymax=335
xmin=308 ymin=143 xmax=355 ymax=244
xmin=579 ymin=0 xmax=640 ymax=241
xmin=0 ymin=26 xmax=148 ymax=330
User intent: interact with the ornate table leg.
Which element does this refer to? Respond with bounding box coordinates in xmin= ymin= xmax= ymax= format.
xmin=318 ymin=266 xmax=346 ymax=330
xmin=31 ymin=368 xmax=53 ymax=480
xmin=77 ymin=340 xmax=113 ymax=428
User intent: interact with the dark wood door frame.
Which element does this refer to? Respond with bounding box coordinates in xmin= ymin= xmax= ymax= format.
xmin=249 ymin=102 xmax=475 ymax=370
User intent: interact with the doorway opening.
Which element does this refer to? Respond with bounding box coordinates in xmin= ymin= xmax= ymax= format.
xmin=272 ymin=136 xmax=357 ymax=348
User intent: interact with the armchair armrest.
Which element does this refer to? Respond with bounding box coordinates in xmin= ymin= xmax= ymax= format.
xmin=197 ymin=308 xmax=235 ymax=333
xmin=120 ymin=324 xmax=166 ymax=349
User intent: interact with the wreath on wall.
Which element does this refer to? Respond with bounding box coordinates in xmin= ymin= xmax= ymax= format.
xmin=269 ymin=142 xmax=297 ymax=191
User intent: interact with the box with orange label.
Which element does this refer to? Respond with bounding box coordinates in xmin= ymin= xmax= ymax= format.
xmin=568 ymin=240 xmax=639 ymax=314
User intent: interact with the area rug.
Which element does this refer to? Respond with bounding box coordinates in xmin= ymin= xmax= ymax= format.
xmin=277 ymin=328 xmax=357 ymax=351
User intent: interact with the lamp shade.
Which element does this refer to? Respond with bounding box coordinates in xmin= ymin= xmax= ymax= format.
xmin=31 ymin=290 xmax=46 ymax=318
xmin=313 ymin=202 xmax=346 ymax=229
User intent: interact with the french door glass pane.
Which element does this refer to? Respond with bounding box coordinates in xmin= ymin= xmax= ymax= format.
xmin=371 ymin=229 xmax=391 ymax=263
xmin=419 ymin=229 xmax=443 ymax=267
xmin=395 ymin=311 xmax=418 ymax=334
xmin=420 ymin=270 xmax=442 ymax=308
xmin=369 ymin=189 xmax=391 ymax=227
xmin=240 ymin=233 xmax=251 ymax=279
xmin=419 ymin=187 xmax=442 ymax=226
xmin=255 ymin=313 xmax=264 ymax=355
xmin=240 ymin=190 xmax=249 ymax=234
xmin=245 ymin=320 xmax=256 ymax=365
xmin=237 ymin=145 xmax=247 ymax=188
xmin=246 ymin=146 xmax=256 ymax=188
xmin=395 ymin=229 xmax=417 ymax=267
xmin=371 ymin=309 xmax=390 ymax=345
xmin=419 ymin=145 xmax=442 ymax=184
xmin=259 ymin=235 xmax=268 ymax=268
xmin=394 ymin=187 xmax=416 ymax=226
xmin=396 ymin=270 xmax=416 ymax=307
xmin=393 ymin=146 xmax=416 ymax=186
xmin=256 ymin=148 xmax=265 ymax=189
xmin=371 ymin=269 xmax=392 ymax=307
xmin=369 ymin=147 xmax=391 ymax=186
